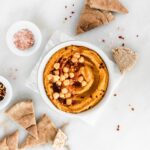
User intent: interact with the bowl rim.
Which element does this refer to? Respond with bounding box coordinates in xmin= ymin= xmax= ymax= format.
xmin=6 ymin=20 xmax=42 ymax=57
xmin=38 ymin=40 xmax=113 ymax=118
xmin=0 ymin=76 xmax=13 ymax=110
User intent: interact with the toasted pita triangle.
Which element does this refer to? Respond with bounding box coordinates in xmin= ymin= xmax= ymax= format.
xmin=53 ymin=129 xmax=67 ymax=149
xmin=0 ymin=131 xmax=19 ymax=150
xmin=86 ymin=0 xmax=128 ymax=13
xmin=77 ymin=5 xmax=114 ymax=34
xmin=112 ymin=47 xmax=138 ymax=73
xmin=6 ymin=100 xmax=38 ymax=139
xmin=20 ymin=114 xmax=57 ymax=149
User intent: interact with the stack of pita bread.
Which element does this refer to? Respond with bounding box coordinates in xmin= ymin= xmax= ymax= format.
xmin=76 ymin=0 xmax=128 ymax=34
xmin=0 ymin=100 xmax=67 ymax=150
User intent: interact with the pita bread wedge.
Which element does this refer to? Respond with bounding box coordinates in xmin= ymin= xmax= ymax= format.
xmin=76 ymin=5 xmax=114 ymax=34
xmin=112 ymin=47 xmax=138 ymax=73
xmin=0 ymin=131 xmax=19 ymax=150
xmin=86 ymin=0 xmax=128 ymax=13
xmin=53 ymin=129 xmax=67 ymax=150
xmin=5 ymin=100 xmax=38 ymax=139
xmin=20 ymin=114 xmax=57 ymax=149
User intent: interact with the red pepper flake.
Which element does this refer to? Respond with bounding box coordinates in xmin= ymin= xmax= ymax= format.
xmin=121 ymin=43 xmax=125 ymax=47
xmin=128 ymin=104 xmax=135 ymax=111
xmin=118 ymin=35 xmax=125 ymax=40
xmin=102 ymin=39 xmax=105 ymax=43
xmin=65 ymin=17 xmax=67 ymax=21
xmin=116 ymin=125 xmax=120 ymax=131
xmin=131 ymin=107 xmax=135 ymax=111
xmin=114 ymin=93 xmax=117 ymax=97
xmin=71 ymin=11 xmax=75 ymax=14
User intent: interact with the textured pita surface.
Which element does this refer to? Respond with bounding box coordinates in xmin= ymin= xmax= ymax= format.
xmin=20 ymin=114 xmax=57 ymax=149
xmin=77 ymin=5 xmax=114 ymax=34
xmin=112 ymin=47 xmax=138 ymax=73
xmin=53 ymin=129 xmax=67 ymax=150
xmin=86 ymin=0 xmax=128 ymax=13
xmin=6 ymin=100 xmax=38 ymax=139
xmin=0 ymin=131 xmax=19 ymax=150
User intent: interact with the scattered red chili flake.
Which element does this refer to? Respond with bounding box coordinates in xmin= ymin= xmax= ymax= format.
xmin=71 ymin=11 xmax=75 ymax=14
xmin=114 ymin=93 xmax=117 ymax=97
xmin=121 ymin=43 xmax=125 ymax=47
xmin=102 ymin=39 xmax=105 ymax=43
xmin=65 ymin=17 xmax=67 ymax=21
xmin=118 ymin=35 xmax=125 ymax=40
xmin=116 ymin=125 xmax=120 ymax=131
xmin=128 ymin=104 xmax=135 ymax=111
xmin=131 ymin=107 xmax=135 ymax=111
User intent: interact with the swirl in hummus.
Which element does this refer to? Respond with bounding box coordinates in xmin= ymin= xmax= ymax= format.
xmin=43 ymin=45 xmax=109 ymax=113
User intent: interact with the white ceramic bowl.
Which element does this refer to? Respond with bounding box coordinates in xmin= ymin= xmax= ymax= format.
xmin=6 ymin=21 xmax=42 ymax=56
xmin=0 ymin=76 xmax=13 ymax=110
xmin=38 ymin=41 xmax=121 ymax=124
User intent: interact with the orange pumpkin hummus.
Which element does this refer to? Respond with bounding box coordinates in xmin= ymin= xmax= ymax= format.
xmin=43 ymin=45 xmax=109 ymax=113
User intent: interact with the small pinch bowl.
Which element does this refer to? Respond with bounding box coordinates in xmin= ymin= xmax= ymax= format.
xmin=6 ymin=21 xmax=42 ymax=56
xmin=0 ymin=76 xmax=13 ymax=110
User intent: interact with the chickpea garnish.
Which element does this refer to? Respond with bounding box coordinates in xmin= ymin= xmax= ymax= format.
xmin=53 ymin=75 xmax=60 ymax=82
xmin=73 ymin=52 xmax=80 ymax=59
xmin=60 ymin=75 xmax=66 ymax=81
xmin=82 ymin=81 xmax=87 ymax=87
xmin=54 ymin=70 xmax=59 ymax=75
xmin=63 ymin=79 xmax=70 ymax=86
xmin=64 ymin=73 xmax=69 ymax=78
xmin=60 ymin=93 xmax=65 ymax=99
xmin=66 ymin=98 xmax=72 ymax=105
xmin=56 ymin=81 xmax=62 ymax=86
xmin=54 ymin=63 xmax=60 ymax=70
xmin=78 ymin=76 xmax=84 ymax=83
xmin=53 ymin=93 xmax=60 ymax=99
xmin=79 ymin=57 xmax=84 ymax=63
xmin=63 ymin=67 xmax=69 ymax=73
xmin=71 ymin=57 xmax=78 ymax=63
xmin=65 ymin=93 xmax=71 ymax=98
xmin=69 ymin=72 xmax=74 ymax=78
xmin=61 ymin=88 xmax=68 ymax=94
xmin=47 ymin=74 xmax=53 ymax=81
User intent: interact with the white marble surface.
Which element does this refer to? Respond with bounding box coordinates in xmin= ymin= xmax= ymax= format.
xmin=0 ymin=0 xmax=150 ymax=150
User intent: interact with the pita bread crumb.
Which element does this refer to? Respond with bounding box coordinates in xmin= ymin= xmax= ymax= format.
xmin=112 ymin=47 xmax=138 ymax=73
xmin=5 ymin=100 xmax=38 ymax=139
xmin=86 ymin=0 xmax=128 ymax=13
xmin=53 ymin=129 xmax=67 ymax=150
xmin=20 ymin=114 xmax=57 ymax=149
xmin=0 ymin=131 xmax=19 ymax=150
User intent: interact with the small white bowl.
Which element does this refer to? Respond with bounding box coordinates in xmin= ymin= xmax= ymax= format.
xmin=38 ymin=41 xmax=122 ymax=125
xmin=0 ymin=76 xmax=13 ymax=110
xmin=6 ymin=21 xmax=42 ymax=56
